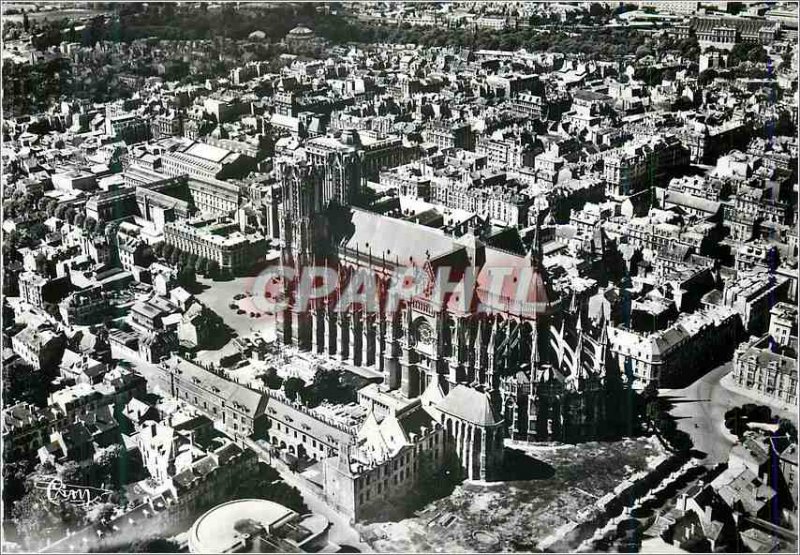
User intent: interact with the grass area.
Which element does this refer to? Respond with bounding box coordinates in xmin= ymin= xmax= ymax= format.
xmin=358 ymin=437 xmax=666 ymax=553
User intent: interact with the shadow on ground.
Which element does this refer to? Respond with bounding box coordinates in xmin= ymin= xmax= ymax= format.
xmin=492 ymin=447 xmax=556 ymax=483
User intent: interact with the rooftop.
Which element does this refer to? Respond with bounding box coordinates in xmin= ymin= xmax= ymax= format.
xmin=189 ymin=498 xmax=298 ymax=552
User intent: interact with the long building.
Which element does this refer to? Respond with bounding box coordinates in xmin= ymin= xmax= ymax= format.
xmin=731 ymin=335 xmax=797 ymax=407
xmin=163 ymin=216 xmax=266 ymax=274
xmin=607 ymin=305 xmax=741 ymax=389
xmin=603 ymin=135 xmax=690 ymax=197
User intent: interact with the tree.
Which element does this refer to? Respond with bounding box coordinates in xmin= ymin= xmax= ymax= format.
xmin=698 ymin=68 xmax=717 ymax=86
xmin=635 ymin=45 xmax=652 ymax=59
xmin=85 ymin=502 xmax=115 ymax=524
xmin=307 ymin=369 xmax=354 ymax=406
xmin=27 ymin=222 xmax=48 ymax=241
xmin=207 ymin=259 xmax=220 ymax=279
xmin=129 ymin=537 xmax=181 ymax=553
xmin=58 ymin=461 xmax=85 ymax=485
xmin=23 ymin=11 xmax=30 ymax=32
xmin=261 ymin=367 xmax=283 ymax=390
xmin=3 ymin=229 xmax=22 ymax=260
xmin=2 ymin=458 xmax=35 ymax=519
xmin=748 ymin=45 xmax=769 ymax=64
xmin=283 ymin=377 xmax=306 ymax=403
xmin=140 ymin=245 xmax=155 ymax=267
xmin=45 ymin=198 xmax=59 ymax=217
xmin=93 ymin=443 xmax=126 ymax=488
xmin=588 ymin=3 xmax=608 ymax=19
xmin=161 ymin=243 xmax=174 ymax=260
xmin=261 ymin=482 xmax=308 ymax=514
xmin=53 ymin=203 xmax=67 ymax=220
xmin=177 ymin=265 xmax=195 ymax=288
xmin=3 ymin=360 xmax=51 ymax=406
xmin=729 ymin=42 xmax=768 ymax=66
xmin=12 ymin=464 xmax=88 ymax=550
xmin=234 ymin=463 xmax=306 ymax=513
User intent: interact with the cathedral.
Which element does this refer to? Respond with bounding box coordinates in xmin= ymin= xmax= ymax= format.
xmin=275 ymin=156 xmax=622 ymax=453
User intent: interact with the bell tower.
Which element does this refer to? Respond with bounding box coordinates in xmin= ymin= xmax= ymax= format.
xmin=277 ymin=158 xmax=326 ymax=348
xmin=279 ymin=158 xmax=326 ymax=264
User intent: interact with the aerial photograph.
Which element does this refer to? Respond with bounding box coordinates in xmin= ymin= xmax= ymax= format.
xmin=0 ymin=1 xmax=797 ymax=553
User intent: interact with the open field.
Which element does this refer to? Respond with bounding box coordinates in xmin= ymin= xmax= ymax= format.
xmin=358 ymin=436 xmax=666 ymax=553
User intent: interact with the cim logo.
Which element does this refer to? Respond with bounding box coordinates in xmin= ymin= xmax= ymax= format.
xmin=34 ymin=476 xmax=114 ymax=507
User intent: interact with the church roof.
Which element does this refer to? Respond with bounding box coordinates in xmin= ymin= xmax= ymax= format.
xmin=437 ymin=385 xmax=501 ymax=427
xmin=340 ymin=208 xmax=460 ymax=267
xmin=476 ymin=247 xmax=553 ymax=318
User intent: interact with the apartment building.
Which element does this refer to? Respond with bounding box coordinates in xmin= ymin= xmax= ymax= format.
xmin=163 ymin=216 xmax=266 ymax=274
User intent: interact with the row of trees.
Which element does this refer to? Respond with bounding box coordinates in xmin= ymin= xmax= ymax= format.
xmin=264 ymin=368 xmax=358 ymax=408
xmin=3 ymin=57 xmax=74 ymax=117
xmin=8 ymin=453 xmax=135 ymax=551
xmin=150 ymin=242 xmax=224 ymax=284
xmin=232 ymin=462 xmax=308 ymax=514
xmin=313 ymin=16 xmax=649 ymax=59
xmin=58 ymin=3 xmax=650 ymax=62
xmin=101 ymin=2 xmax=312 ymax=43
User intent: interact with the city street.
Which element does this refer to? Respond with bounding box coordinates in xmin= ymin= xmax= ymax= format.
xmin=273 ymin=459 xmax=372 ymax=553
xmin=663 ymin=363 xmax=747 ymax=464
xmin=661 ymin=362 xmax=794 ymax=465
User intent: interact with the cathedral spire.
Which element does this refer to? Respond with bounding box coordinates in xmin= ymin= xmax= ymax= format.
xmin=573 ymin=325 xmax=585 ymax=382
xmin=530 ymin=206 xmax=543 ymax=268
